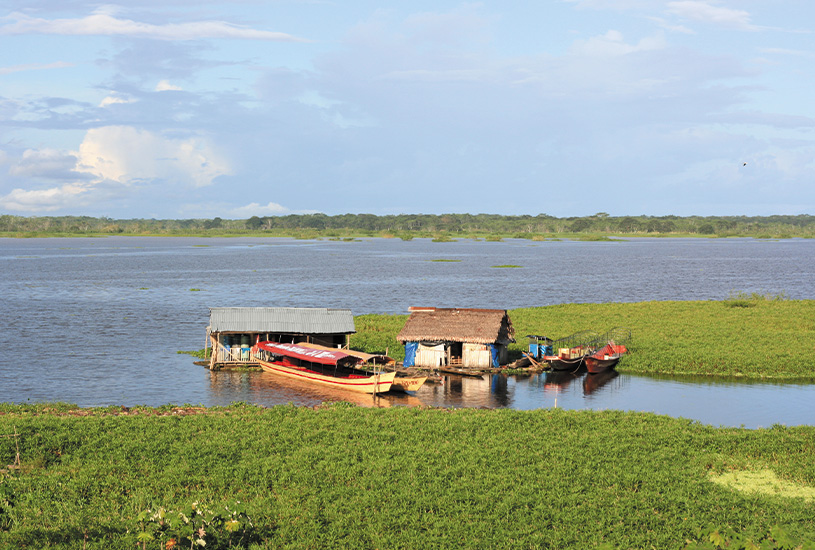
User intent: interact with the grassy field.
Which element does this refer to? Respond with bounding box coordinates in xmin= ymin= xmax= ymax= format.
xmin=1 ymin=404 xmax=814 ymax=549
xmin=349 ymin=298 xmax=815 ymax=380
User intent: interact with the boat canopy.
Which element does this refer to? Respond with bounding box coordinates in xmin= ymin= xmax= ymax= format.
xmin=256 ymin=342 xmax=360 ymax=366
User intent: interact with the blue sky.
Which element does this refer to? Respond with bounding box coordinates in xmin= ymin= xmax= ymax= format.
xmin=1 ymin=0 xmax=813 ymax=219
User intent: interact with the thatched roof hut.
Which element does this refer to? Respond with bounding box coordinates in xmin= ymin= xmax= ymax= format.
xmin=397 ymin=307 xmax=514 ymax=344
xmin=397 ymin=307 xmax=515 ymax=368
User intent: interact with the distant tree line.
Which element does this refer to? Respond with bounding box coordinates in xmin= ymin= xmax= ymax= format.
xmin=1 ymin=213 xmax=813 ymax=237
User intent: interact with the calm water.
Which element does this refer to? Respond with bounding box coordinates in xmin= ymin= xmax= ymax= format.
xmin=1 ymin=236 xmax=813 ymax=428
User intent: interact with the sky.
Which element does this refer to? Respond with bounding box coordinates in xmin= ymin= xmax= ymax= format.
xmin=0 ymin=0 xmax=813 ymax=219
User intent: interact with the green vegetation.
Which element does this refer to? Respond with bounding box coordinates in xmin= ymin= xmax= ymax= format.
xmin=429 ymin=258 xmax=461 ymax=262
xmin=3 ymin=213 xmax=815 ymax=239
xmin=1 ymin=405 xmax=814 ymax=548
xmin=347 ymin=300 xmax=815 ymax=379
xmin=491 ymin=264 xmax=523 ymax=268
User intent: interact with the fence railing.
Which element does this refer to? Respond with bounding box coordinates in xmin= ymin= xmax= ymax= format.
xmin=215 ymin=344 xmax=255 ymax=363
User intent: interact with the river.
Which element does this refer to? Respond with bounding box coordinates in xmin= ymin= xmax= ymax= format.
xmin=1 ymin=236 xmax=813 ymax=428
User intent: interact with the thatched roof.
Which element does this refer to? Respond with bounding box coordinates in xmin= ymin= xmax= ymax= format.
xmin=397 ymin=307 xmax=514 ymax=345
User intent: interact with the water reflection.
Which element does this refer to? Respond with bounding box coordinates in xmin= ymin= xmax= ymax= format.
xmin=197 ymin=368 xmax=815 ymax=429
xmin=583 ymin=370 xmax=620 ymax=395
xmin=207 ymin=370 xmax=425 ymax=409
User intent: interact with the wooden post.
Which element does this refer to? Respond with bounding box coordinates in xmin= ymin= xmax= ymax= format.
xmin=209 ymin=334 xmax=218 ymax=370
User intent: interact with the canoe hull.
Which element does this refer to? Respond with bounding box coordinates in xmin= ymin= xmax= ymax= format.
xmin=546 ymin=356 xmax=585 ymax=371
xmin=256 ymin=359 xmax=395 ymax=394
xmin=584 ymin=355 xmax=621 ymax=374
xmin=391 ymin=376 xmax=427 ymax=392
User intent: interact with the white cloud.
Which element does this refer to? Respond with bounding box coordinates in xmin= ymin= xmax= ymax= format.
xmin=99 ymin=94 xmax=137 ymax=107
xmin=155 ymin=80 xmax=183 ymax=91
xmin=0 ymin=11 xmax=308 ymax=42
xmin=230 ymin=202 xmax=290 ymax=217
xmin=76 ymin=126 xmax=230 ymax=187
xmin=8 ymin=148 xmax=78 ymax=178
xmin=666 ymin=1 xmax=755 ymax=30
xmin=0 ymin=183 xmax=93 ymax=212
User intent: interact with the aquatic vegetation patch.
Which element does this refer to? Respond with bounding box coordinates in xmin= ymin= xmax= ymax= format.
xmin=429 ymin=259 xmax=461 ymax=262
xmin=491 ymin=264 xmax=523 ymax=268
xmin=710 ymin=469 xmax=815 ymax=502
xmin=1 ymin=407 xmax=814 ymax=548
xmin=723 ymin=290 xmax=789 ymax=308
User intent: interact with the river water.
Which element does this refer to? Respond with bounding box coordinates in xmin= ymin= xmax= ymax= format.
xmin=1 ymin=236 xmax=813 ymax=428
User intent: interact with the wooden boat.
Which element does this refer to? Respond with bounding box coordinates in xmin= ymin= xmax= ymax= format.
xmin=391 ymin=375 xmax=428 ymax=392
xmin=252 ymin=342 xmax=395 ymax=394
xmin=584 ymin=343 xmax=628 ymax=374
xmin=543 ymin=345 xmax=591 ymax=371
xmin=298 ymin=343 xmax=425 ymax=392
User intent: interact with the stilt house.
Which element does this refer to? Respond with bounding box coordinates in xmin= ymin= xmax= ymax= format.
xmin=206 ymin=307 xmax=355 ymax=368
xmin=397 ymin=307 xmax=515 ymax=368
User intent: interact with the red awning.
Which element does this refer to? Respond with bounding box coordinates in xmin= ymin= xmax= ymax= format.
xmin=256 ymin=342 xmax=357 ymax=366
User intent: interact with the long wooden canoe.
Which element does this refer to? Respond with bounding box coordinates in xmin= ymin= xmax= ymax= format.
xmin=253 ymin=342 xmax=395 ymax=394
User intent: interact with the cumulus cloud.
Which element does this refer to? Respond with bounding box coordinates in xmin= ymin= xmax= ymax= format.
xmin=9 ymin=148 xmax=80 ymax=179
xmin=0 ymin=127 xmax=231 ymax=213
xmin=0 ymin=11 xmax=308 ymax=42
xmin=0 ymin=183 xmax=94 ymax=212
xmin=76 ymin=126 xmax=230 ymax=187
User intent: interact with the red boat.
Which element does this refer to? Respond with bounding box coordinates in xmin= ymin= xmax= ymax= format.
xmin=584 ymin=343 xmax=628 ymax=374
xmin=252 ymin=342 xmax=395 ymax=394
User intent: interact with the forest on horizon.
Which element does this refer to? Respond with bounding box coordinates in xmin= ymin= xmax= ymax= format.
xmin=1 ymin=212 xmax=814 ymax=238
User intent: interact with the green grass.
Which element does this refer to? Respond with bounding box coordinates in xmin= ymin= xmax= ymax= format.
xmin=1 ymin=405 xmax=814 ymax=548
xmin=347 ymin=300 xmax=815 ymax=379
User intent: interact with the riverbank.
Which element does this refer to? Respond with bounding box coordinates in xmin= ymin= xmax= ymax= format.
xmin=346 ymin=298 xmax=815 ymax=380
xmin=0 ymin=404 xmax=813 ymax=549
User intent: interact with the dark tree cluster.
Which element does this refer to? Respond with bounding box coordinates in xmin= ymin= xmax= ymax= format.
xmin=1 ymin=213 xmax=813 ymax=237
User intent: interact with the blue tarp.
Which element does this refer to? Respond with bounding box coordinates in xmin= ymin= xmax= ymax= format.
xmin=404 ymin=342 xmax=418 ymax=367
xmin=490 ymin=344 xmax=500 ymax=368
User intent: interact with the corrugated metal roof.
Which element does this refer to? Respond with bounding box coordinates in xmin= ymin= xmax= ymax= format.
xmin=209 ymin=307 xmax=355 ymax=334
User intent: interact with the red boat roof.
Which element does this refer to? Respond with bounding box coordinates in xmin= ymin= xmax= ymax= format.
xmin=256 ymin=342 xmax=359 ymax=366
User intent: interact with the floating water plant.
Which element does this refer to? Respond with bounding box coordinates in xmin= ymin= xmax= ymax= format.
xmin=430 ymin=259 xmax=461 ymax=262
xmin=491 ymin=264 xmax=523 ymax=268
xmin=709 ymin=469 xmax=815 ymax=502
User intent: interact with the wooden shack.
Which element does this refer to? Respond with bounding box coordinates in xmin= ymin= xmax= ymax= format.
xmin=206 ymin=307 xmax=355 ymax=369
xmin=397 ymin=307 xmax=515 ymax=369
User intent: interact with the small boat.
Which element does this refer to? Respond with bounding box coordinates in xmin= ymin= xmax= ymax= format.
xmin=297 ymin=343 xmax=426 ymax=392
xmin=543 ymin=346 xmax=591 ymax=371
xmin=541 ymin=330 xmax=600 ymax=371
xmin=584 ymin=343 xmax=628 ymax=374
xmin=391 ymin=375 xmax=428 ymax=392
xmin=252 ymin=342 xmax=395 ymax=394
